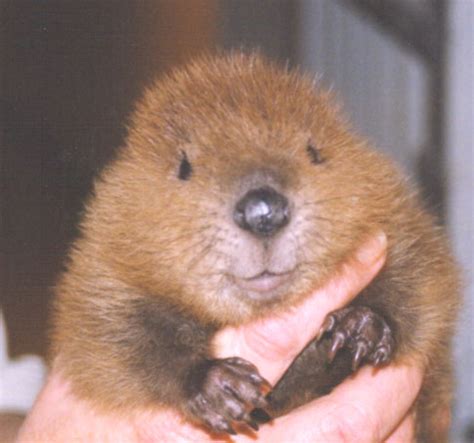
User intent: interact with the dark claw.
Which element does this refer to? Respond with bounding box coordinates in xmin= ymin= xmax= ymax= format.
xmin=254 ymin=394 xmax=269 ymax=409
xmin=204 ymin=413 xmax=237 ymax=435
xmin=204 ymin=414 xmax=236 ymax=435
xmin=186 ymin=357 xmax=271 ymax=435
xmin=352 ymin=341 xmax=368 ymax=370
xmin=372 ymin=348 xmax=389 ymax=366
xmin=328 ymin=332 xmax=346 ymax=362
xmin=250 ymin=374 xmax=272 ymax=393
xmin=250 ymin=407 xmax=273 ymax=424
xmin=317 ymin=314 xmax=336 ymax=340
xmin=246 ymin=418 xmax=260 ymax=431
xmin=224 ymin=424 xmax=237 ymax=435
xmin=322 ymin=305 xmax=394 ymax=370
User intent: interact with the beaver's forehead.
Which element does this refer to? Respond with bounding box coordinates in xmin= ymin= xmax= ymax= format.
xmin=131 ymin=56 xmax=350 ymax=165
xmin=146 ymin=60 xmax=325 ymax=131
xmin=163 ymin=82 xmax=320 ymax=130
xmin=186 ymin=112 xmax=311 ymax=151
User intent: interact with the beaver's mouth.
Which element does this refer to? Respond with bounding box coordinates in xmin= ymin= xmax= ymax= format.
xmin=232 ymin=270 xmax=293 ymax=296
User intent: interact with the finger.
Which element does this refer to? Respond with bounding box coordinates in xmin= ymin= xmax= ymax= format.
xmin=18 ymin=371 xmax=217 ymax=443
xmin=18 ymin=373 xmax=138 ymax=442
xmin=215 ymin=232 xmax=387 ymax=383
xmin=237 ymin=362 xmax=422 ymax=443
xmin=385 ymin=413 xmax=416 ymax=443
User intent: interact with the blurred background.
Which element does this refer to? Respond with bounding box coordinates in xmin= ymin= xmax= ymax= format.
xmin=1 ymin=0 xmax=472 ymax=440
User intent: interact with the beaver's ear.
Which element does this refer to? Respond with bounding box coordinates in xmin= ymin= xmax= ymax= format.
xmin=178 ymin=150 xmax=192 ymax=180
xmin=306 ymin=140 xmax=324 ymax=165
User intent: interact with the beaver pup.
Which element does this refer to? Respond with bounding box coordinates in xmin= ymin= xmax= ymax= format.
xmin=52 ymin=53 xmax=460 ymax=441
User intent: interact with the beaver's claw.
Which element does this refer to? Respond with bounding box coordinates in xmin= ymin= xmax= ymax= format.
xmin=319 ymin=306 xmax=394 ymax=370
xmin=186 ymin=357 xmax=271 ymax=435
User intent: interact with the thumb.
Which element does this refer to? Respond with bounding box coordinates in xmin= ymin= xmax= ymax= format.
xmin=233 ymin=361 xmax=422 ymax=443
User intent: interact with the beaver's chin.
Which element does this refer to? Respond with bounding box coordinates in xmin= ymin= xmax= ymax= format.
xmin=232 ymin=270 xmax=294 ymax=301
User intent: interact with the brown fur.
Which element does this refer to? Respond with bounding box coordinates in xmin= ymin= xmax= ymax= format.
xmin=51 ymin=53 xmax=460 ymax=441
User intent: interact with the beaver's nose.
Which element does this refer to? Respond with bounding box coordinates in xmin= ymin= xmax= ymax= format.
xmin=233 ymin=186 xmax=290 ymax=237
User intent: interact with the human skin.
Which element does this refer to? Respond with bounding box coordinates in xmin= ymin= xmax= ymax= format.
xmin=17 ymin=232 xmax=423 ymax=442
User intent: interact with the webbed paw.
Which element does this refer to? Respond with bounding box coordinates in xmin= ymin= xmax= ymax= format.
xmin=186 ymin=357 xmax=271 ymax=435
xmin=319 ymin=305 xmax=394 ymax=370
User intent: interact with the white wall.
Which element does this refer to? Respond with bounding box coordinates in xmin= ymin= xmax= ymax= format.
xmin=445 ymin=1 xmax=474 ymax=440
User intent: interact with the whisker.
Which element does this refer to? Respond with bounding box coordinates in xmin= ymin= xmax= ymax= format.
xmin=187 ymin=241 xmax=215 ymax=270
xmin=302 ymin=194 xmax=364 ymax=206
xmin=165 ymin=225 xmax=214 ymax=244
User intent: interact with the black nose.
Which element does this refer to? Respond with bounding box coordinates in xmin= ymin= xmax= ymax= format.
xmin=234 ymin=186 xmax=290 ymax=237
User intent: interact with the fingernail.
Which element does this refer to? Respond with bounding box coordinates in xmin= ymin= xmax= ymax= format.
xmin=356 ymin=232 xmax=387 ymax=264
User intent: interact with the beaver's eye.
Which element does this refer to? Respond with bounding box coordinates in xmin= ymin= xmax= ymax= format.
xmin=178 ymin=151 xmax=192 ymax=180
xmin=306 ymin=142 xmax=324 ymax=165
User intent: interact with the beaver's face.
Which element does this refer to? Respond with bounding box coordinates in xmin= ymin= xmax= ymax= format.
xmin=95 ymin=56 xmax=391 ymax=323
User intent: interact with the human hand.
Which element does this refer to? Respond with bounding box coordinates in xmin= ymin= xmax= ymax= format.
xmin=18 ymin=232 xmax=422 ymax=442
xmin=214 ymin=231 xmax=421 ymax=442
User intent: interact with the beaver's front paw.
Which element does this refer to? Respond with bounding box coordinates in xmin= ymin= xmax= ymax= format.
xmin=185 ymin=357 xmax=271 ymax=435
xmin=318 ymin=305 xmax=395 ymax=370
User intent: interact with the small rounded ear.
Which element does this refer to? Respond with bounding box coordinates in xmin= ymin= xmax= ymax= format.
xmin=178 ymin=151 xmax=192 ymax=180
xmin=306 ymin=141 xmax=324 ymax=165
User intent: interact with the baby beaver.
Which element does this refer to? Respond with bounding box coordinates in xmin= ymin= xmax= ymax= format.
xmin=52 ymin=53 xmax=460 ymax=442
